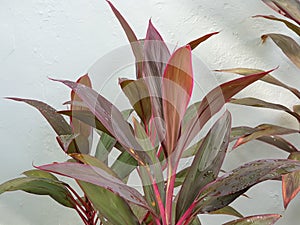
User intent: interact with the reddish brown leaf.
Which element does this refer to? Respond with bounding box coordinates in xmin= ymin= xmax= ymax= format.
xmin=223 ymin=214 xmax=281 ymax=225
xmin=188 ymin=32 xmax=219 ymax=50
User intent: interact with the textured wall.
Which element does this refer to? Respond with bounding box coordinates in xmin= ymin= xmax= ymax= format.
xmin=0 ymin=0 xmax=299 ymax=224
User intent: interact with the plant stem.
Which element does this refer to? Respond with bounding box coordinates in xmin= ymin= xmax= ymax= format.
xmin=175 ymin=201 xmax=196 ymax=225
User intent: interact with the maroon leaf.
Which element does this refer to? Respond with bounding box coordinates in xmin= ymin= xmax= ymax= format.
xmin=187 ymin=32 xmax=219 ymax=50
xmin=282 ymin=171 xmax=300 ymax=209
xmin=262 ymin=0 xmax=300 ymax=25
xmin=162 ymin=45 xmax=193 ymax=155
xmin=37 ymin=162 xmax=151 ymax=211
xmin=223 ymin=214 xmax=281 ymax=225
xmin=107 ymin=1 xmax=143 ymax=79
xmin=262 ymin=33 xmax=300 ymax=68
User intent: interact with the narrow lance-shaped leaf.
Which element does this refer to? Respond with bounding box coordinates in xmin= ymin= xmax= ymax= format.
xmin=187 ymin=32 xmax=219 ymax=50
xmin=7 ymin=98 xmax=79 ymax=153
xmin=215 ymin=67 xmax=300 ymax=99
xmin=37 ymin=162 xmax=152 ymax=211
xmin=262 ymin=33 xmax=300 ymax=69
xmin=254 ymin=15 xmax=300 ymax=36
xmin=262 ymin=0 xmax=300 ymax=25
xmin=162 ymin=45 xmax=193 ymax=156
xmin=107 ymin=1 xmax=143 ymax=79
xmin=176 ymin=111 xmax=231 ymax=221
xmin=233 ymin=123 xmax=299 ymax=149
xmin=70 ymin=74 xmax=93 ymax=154
xmin=230 ymin=97 xmax=300 ymax=122
xmin=52 ymin=79 xmax=152 ymax=166
xmin=210 ymin=206 xmax=243 ymax=218
xmin=223 ymin=214 xmax=281 ymax=225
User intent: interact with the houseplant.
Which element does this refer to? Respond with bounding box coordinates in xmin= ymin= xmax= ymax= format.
xmin=1 ymin=1 xmax=300 ymax=225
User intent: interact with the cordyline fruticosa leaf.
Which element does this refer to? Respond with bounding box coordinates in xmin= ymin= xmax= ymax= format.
xmin=232 ymin=123 xmax=300 ymax=149
xmin=210 ymin=206 xmax=243 ymax=218
xmin=37 ymin=162 xmax=153 ymax=212
xmin=107 ymin=0 xmax=143 ymax=79
xmin=162 ymin=45 xmax=193 ymax=156
xmin=254 ymin=15 xmax=300 ymax=36
xmin=187 ymin=32 xmax=219 ymax=50
xmin=70 ymin=74 xmax=93 ymax=154
xmin=176 ymin=111 xmax=231 ymax=220
xmin=6 ymin=98 xmax=79 ymax=154
xmin=52 ymin=78 xmax=152 ymax=166
xmin=215 ymin=67 xmax=300 ymax=99
xmin=262 ymin=0 xmax=300 ymax=25
xmin=222 ymin=214 xmax=281 ymax=225
xmin=262 ymin=33 xmax=300 ymax=68
xmin=0 ymin=176 xmax=75 ymax=208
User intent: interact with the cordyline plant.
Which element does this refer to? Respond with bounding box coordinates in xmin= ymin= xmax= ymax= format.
xmin=1 ymin=1 xmax=300 ymax=225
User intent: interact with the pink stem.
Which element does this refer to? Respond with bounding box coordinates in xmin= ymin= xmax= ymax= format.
xmin=175 ymin=201 xmax=197 ymax=225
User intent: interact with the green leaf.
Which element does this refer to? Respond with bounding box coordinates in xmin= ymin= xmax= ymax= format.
xmin=0 ymin=177 xmax=74 ymax=208
xmin=78 ymin=181 xmax=140 ymax=225
xmin=188 ymin=32 xmax=219 ymax=50
xmin=215 ymin=68 xmax=300 ymax=99
xmin=230 ymin=97 xmax=300 ymax=122
xmin=176 ymin=111 xmax=231 ymax=221
xmin=254 ymin=15 xmax=300 ymax=36
xmin=262 ymin=33 xmax=300 ymax=68
xmin=222 ymin=214 xmax=281 ymax=225
xmin=23 ymin=169 xmax=59 ymax=181
xmin=111 ymin=151 xmax=138 ymax=181
xmin=210 ymin=206 xmax=243 ymax=218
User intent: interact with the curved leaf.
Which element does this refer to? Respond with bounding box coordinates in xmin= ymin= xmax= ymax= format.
xmin=176 ymin=111 xmax=231 ymax=220
xmin=215 ymin=68 xmax=300 ymax=99
xmin=262 ymin=33 xmax=300 ymax=68
xmin=0 ymin=177 xmax=74 ymax=208
xmin=223 ymin=214 xmax=281 ymax=225
xmin=210 ymin=206 xmax=243 ymax=218
xmin=188 ymin=32 xmax=219 ymax=50
xmin=23 ymin=169 xmax=59 ymax=181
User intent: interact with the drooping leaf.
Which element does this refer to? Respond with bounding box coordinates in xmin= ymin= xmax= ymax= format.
xmin=231 ymin=126 xmax=299 ymax=153
xmin=52 ymin=79 xmax=152 ymax=165
xmin=37 ymin=162 xmax=151 ymax=211
xmin=215 ymin=67 xmax=300 ymax=99
xmin=107 ymin=1 xmax=143 ymax=79
xmin=23 ymin=169 xmax=59 ymax=181
xmin=188 ymin=32 xmax=219 ymax=50
xmin=222 ymin=214 xmax=281 ymax=225
xmin=7 ymin=98 xmax=78 ymax=153
xmin=192 ymin=159 xmax=300 ymax=216
xmin=119 ymin=78 xmax=152 ymax=125
xmin=210 ymin=206 xmax=243 ymax=218
xmin=0 ymin=177 xmax=74 ymax=208
xmin=254 ymin=15 xmax=300 ymax=36
xmin=230 ymin=97 xmax=300 ymax=122
xmin=262 ymin=33 xmax=300 ymax=68
xmin=78 ymin=181 xmax=140 ymax=225
xmin=176 ymin=111 xmax=231 ymax=220
xmin=143 ymin=19 xmax=171 ymax=145
xmin=262 ymin=0 xmax=300 ymax=25
xmin=233 ymin=124 xmax=299 ymax=149
xmin=162 ymin=45 xmax=193 ymax=155
xmin=173 ymin=69 xmax=273 ymax=167
xmin=70 ymin=74 xmax=93 ymax=154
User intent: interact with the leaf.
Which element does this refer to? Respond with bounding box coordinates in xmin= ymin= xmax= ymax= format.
xmin=193 ymin=159 xmax=300 ymax=215
xmin=162 ymin=45 xmax=193 ymax=155
xmin=107 ymin=1 xmax=143 ymax=79
xmin=52 ymin=79 xmax=152 ymax=165
xmin=262 ymin=33 xmax=300 ymax=68
xmin=222 ymin=214 xmax=281 ymax=225
xmin=231 ymin=126 xmax=299 ymax=152
xmin=233 ymin=124 xmax=299 ymax=149
xmin=188 ymin=32 xmax=219 ymax=50
xmin=210 ymin=206 xmax=243 ymax=218
xmin=119 ymin=78 xmax=152 ymax=125
xmin=215 ymin=68 xmax=300 ymax=99
xmin=294 ymin=104 xmax=300 ymax=115
xmin=176 ymin=111 xmax=231 ymax=221
xmin=254 ymin=15 xmax=300 ymax=36
xmin=173 ymin=69 xmax=273 ymax=167
xmin=143 ymin=19 xmax=171 ymax=144
xmin=37 ymin=162 xmax=151 ymax=211
xmin=262 ymin=0 xmax=300 ymax=25
xmin=23 ymin=169 xmax=59 ymax=181
xmin=190 ymin=216 xmax=202 ymax=225
xmin=111 ymin=151 xmax=138 ymax=181
xmin=70 ymin=74 xmax=93 ymax=154
xmin=282 ymin=170 xmax=300 ymax=209
xmin=0 ymin=177 xmax=74 ymax=208
xmin=78 ymin=181 xmax=140 ymax=225
xmin=230 ymin=97 xmax=300 ymax=122
xmin=7 ymin=98 xmax=78 ymax=153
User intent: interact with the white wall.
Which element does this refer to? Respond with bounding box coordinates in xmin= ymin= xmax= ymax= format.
xmin=0 ymin=0 xmax=299 ymax=224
